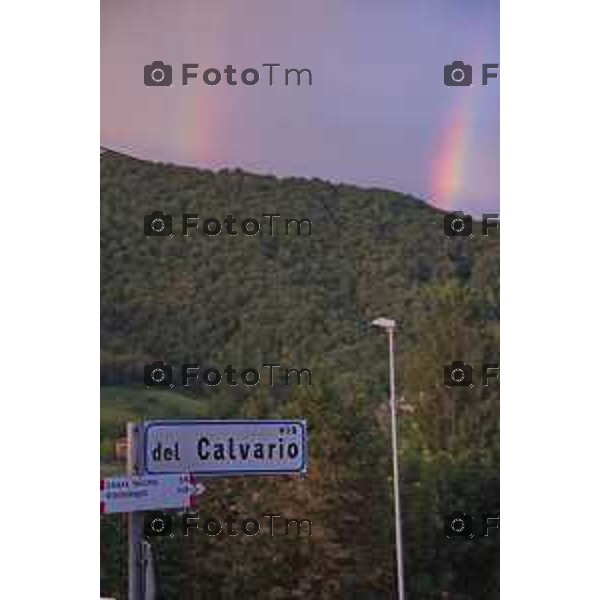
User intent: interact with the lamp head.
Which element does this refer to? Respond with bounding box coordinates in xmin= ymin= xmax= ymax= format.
xmin=371 ymin=317 xmax=396 ymax=330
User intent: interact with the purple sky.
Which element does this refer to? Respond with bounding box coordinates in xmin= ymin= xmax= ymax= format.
xmin=101 ymin=0 xmax=499 ymax=214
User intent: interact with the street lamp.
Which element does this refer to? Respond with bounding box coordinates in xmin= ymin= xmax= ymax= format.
xmin=371 ymin=317 xmax=406 ymax=600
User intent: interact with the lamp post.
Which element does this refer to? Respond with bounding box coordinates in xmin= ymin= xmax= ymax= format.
xmin=371 ymin=317 xmax=405 ymax=600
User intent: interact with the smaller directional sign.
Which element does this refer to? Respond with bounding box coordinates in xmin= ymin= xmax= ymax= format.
xmin=100 ymin=473 xmax=205 ymax=514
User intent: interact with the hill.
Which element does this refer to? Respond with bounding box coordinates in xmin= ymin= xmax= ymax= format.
xmin=100 ymin=151 xmax=499 ymax=600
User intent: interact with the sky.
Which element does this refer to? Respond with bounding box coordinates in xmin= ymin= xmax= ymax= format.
xmin=101 ymin=0 xmax=499 ymax=215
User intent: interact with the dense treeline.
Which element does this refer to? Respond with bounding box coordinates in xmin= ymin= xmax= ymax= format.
xmin=100 ymin=151 xmax=499 ymax=599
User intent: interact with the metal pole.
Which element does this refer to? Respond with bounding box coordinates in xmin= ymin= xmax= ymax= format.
xmin=388 ymin=328 xmax=405 ymax=600
xmin=127 ymin=422 xmax=144 ymax=600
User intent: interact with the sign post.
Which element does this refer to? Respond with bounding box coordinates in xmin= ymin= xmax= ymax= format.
xmin=127 ymin=422 xmax=144 ymax=600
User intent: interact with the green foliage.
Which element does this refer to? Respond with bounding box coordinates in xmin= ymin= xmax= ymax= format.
xmin=100 ymin=152 xmax=499 ymax=599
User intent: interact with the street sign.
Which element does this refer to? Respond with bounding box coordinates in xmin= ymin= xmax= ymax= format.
xmin=100 ymin=473 xmax=204 ymax=514
xmin=143 ymin=419 xmax=307 ymax=476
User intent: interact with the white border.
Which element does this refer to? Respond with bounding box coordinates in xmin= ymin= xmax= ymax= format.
xmin=502 ymin=1 xmax=600 ymax=597
xmin=0 ymin=1 xmax=99 ymax=597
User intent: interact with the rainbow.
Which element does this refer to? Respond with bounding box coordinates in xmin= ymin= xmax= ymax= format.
xmin=430 ymin=90 xmax=476 ymax=211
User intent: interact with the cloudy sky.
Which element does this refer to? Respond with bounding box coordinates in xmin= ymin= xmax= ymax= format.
xmin=101 ymin=0 xmax=499 ymax=214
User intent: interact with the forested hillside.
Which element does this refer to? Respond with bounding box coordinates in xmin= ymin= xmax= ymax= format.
xmin=100 ymin=151 xmax=499 ymax=600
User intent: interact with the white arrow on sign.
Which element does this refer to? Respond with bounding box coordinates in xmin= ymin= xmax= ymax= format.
xmin=143 ymin=419 xmax=308 ymax=476
xmin=190 ymin=479 xmax=206 ymax=496
xmin=100 ymin=473 xmax=204 ymax=514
